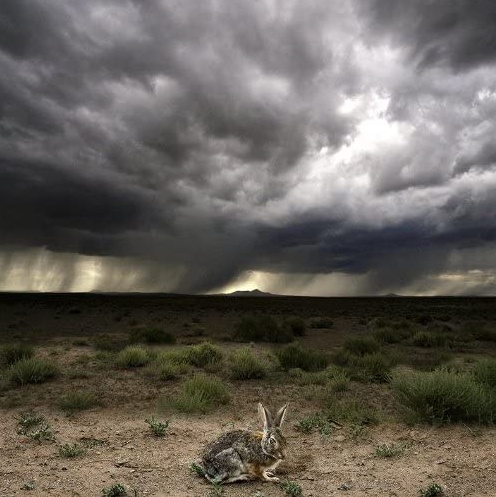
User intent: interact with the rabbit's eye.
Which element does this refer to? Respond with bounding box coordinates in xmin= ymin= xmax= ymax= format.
xmin=269 ymin=438 xmax=276 ymax=445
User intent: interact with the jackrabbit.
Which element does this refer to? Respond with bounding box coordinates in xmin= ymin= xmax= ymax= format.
xmin=201 ymin=403 xmax=288 ymax=484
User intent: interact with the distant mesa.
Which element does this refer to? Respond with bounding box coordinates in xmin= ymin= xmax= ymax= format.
xmin=382 ymin=293 xmax=403 ymax=297
xmin=225 ymin=289 xmax=274 ymax=297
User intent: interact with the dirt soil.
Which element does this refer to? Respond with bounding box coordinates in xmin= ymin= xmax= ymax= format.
xmin=0 ymin=294 xmax=495 ymax=497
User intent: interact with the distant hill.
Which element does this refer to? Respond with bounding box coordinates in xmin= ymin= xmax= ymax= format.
xmin=382 ymin=293 xmax=403 ymax=298
xmin=225 ymin=289 xmax=275 ymax=297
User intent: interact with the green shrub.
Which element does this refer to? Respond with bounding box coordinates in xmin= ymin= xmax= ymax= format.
xmin=186 ymin=342 xmax=223 ymax=368
xmin=147 ymin=352 xmax=190 ymax=380
xmin=473 ymin=359 xmax=496 ymax=388
xmin=233 ymin=315 xmax=293 ymax=343
xmin=309 ymin=317 xmax=334 ymax=329
xmin=0 ymin=344 xmax=34 ymax=367
xmin=58 ymin=390 xmax=100 ymax=415
xmin=129 ymin=326 xmax=176 ymax=344
xmin=16 ymin=411 xmax=55 ymax=441
xmin=229 ymin=348 xmax=268 ymax=380
xmin=353 ymin=352 xmax=396 ymax=383
xmin=102 ymin=483 xmax=126 ymax=497
xmin=59 ymin=442 xmax=87 ymax=458
xmin=419 ymin=483 xmax=444 ymax=497
xmin=411 ymin=331 xmax=449 ymax=348
xmin=167 ymin=374 xmax=230 ymax=413
xmin=92 ymin=335 xmax=122 ymax=352
xmin=373 ymin=327 xmax=405 ymax=344
xmin=8 ymin=357 xmax=59 ymax=385
xmin=343 ymin=337 xmax=380 ymax=356
xmin=145 ymin=416 xmax=169 ymax=437
xmin=375 ymin=442 xmax=408 ymax=458
xmin=325 ymin=399 xmax=380 ymax=426
xmin=391 ymin=368 xmax=496 ymax=424
xmin=282 ymin=317 xmax=307 ymax=337
xmin=115 ymin=346 xmax=150 ymax=368
xmin=276 ymin=344 xmax=329 ymax=371
xmin=331 ymin=348 xmax=395 ymax=383
xmin=280 ymin=480 xmax=303 ymax=497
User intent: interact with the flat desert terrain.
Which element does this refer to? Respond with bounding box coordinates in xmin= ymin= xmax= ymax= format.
xmin=0 ymin=294 xmax=495 ymax=497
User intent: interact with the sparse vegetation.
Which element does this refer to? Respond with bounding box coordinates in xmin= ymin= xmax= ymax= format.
xmin=375 ymin=442 xmax=408 ymax=458
xmin=419 ymin=483 xmax=444 ymax=497
xmin=282 ymin=317 xmax=307 ymax=337
xmin=186 ymin=342 xmax=224 ymax=368
xmin=57 ymin=390 xmax=100 ymax=415
xmin=233 ymin=315 xmax=293 ymax=343
xmin=166 ymin=374 xmax=230 ymax=413
xmin=229 ymin=348 xmax=268 ymax=380
xmin=8 ymin=357 xmax=59 ymax=385
xmin=145 ymin=416 xmax=169 ymax=437
xmin=16 ymin=411 xmax=55 ymax=442
xmin=280 ymin=480 xmax=303 ymax=497
xmin=146 ymin=352 xmax=190 ymax=380
xmin=391 ymin=368 xmax=496 ymax=424
xmin=58 ymin=442 xmax=87 ymax=458
xmin=0 ymin=343 xmax=34 ymax=367
xmin=128 ymin=326 xmax=176 ymax=344
xmin=102 ymin=483 xmax=127 ymax=497
xmin=342 ymin=336 xmax=380 ymax=356
xmin=473 ymin=358 xmax=496 ymax=388
xmin=276 ymin=343 xmax=329 ymax=371
xmin=309 ymin=317 xmax=334 ymax=329
xmin=115 ymin=346 xmax=150 ymax=368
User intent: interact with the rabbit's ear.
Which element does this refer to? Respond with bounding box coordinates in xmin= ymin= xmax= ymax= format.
xmin=258 ymin=403 xmax=274 ymax=430
xmin=274 ymin=404 xmax=288 ymax=428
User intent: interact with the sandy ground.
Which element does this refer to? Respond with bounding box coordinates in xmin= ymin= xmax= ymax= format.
xmin=1 ymin=403 xmax=495 ymax=497
xmin=1 ymin=294 xmax=495 ymax=496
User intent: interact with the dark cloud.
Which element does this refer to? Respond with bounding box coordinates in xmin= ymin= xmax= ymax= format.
xmin=1 ymin=1 xmax=496 ymax=294
xmin=360 ymin=0 xmax=496 ymax=71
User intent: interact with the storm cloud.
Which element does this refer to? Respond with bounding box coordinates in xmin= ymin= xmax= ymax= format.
xmin=1 ymin=0 xmax=496 ymax=295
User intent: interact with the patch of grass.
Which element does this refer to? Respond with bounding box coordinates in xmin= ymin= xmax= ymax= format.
xmin=342 ymin=337 xmax=380 ymax=356
xmin=229 ymin=348 xmax=268 ymax=380
xmin=279 ymin=480 xmax=303 ymax=497
xmin=373 ymin=327 xmax=408 ymax=344
xmin=145 ymin=417 xmax=169 ymax=437
xmin=8 ymin=357 xmax=59 ymax=385
xmin=16 ymin=411 xmax=55 ymax=442
xmin=276 ymin=343 xmax=329 ymax=372
xmin=166 ymin=374 xmax=230 ymax=413
xmin=186 ymin=342 xmax=223 ymax=368
xmin=58 ymin=442 xmax=87 ymax=458
xmin=115 ymin=346 xmax=150 ymax=368
xmin=411 ymin=331 xmax=449 ymax=348
xmin=128 ymin=326 xmax=176 ymax=344
xmin=391 ymin=368 xmax=496 ymax=424
xmin=57 ymin=390 xmax=100 ymax=415
xmin=102 ymin=483 xmax=127 ymax=497
xmin=282 ymin=317 xmax=306 ymax=337
xmin=419 ymin=483 xmax=444 ymax=497
xmin=0 ymin=343 xmax=34 ymax=367
xmin=290 ymin=366 xmax=350 ymax=391
xmin=189 ymin=461 xmax=205 ymax=477
xmin=146 ymin=353 xmax=190 ymax=380
xmin=331 ymin=349 xmax=395 ymax=383
xmin=295 ymin=412 xmax=337 ymax=436
xmin=233 ymin=315 xmax=293 ymax=343
xmin=325 ymin=399 xmax=380 ymax=426
xmin=309 ymin=317 xmax=334 ymax=329
xmin=375 ymin=442 xmax=408 ymax=458
xmin=472 ymin=358 xmax=496 ymax=388
xmin=93 ymin=335 xmax=123 ymax=352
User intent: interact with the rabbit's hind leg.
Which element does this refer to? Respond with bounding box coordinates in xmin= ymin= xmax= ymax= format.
xmin=203 ymin=447 xmax=251 ymax=484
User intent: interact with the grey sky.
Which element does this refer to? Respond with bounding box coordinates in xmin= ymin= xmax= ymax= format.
xmin=1 ymin=0 xmax=496 ymax=295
